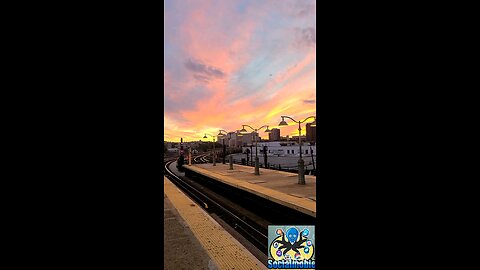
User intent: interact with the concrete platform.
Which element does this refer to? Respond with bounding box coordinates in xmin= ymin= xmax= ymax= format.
xmin=164 ymin=176 xmax=266 ymax=270
xmin=164 ymin=192 xmax=212 ymax=269
xmin=182 ymin=163 xmax=316 ymax=217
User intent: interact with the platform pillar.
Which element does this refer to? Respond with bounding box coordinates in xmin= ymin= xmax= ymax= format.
xmin=298 ymin=158 xmax=305 ymax=184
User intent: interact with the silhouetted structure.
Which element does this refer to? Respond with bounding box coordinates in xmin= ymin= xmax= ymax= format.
xmin=306 ymin=123 xmax=316 ymax=142
xmin=268 ymin=128 xmax=280 ymax=141
xmin=240 ymin=132 xmax=259 ymax=146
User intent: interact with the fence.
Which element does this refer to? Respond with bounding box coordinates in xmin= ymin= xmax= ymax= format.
xmin=230 ymin=159 xmax=317 ymax=176
xmin=199 ymin=153 xmax=317 ymax=176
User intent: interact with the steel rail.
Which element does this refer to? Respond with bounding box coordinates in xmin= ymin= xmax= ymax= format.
xmin=164 ymin=160 xmax=268 ymax=250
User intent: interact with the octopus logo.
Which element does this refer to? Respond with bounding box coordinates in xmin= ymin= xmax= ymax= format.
xmin=267 ymin=225 xmax=315 ymax=269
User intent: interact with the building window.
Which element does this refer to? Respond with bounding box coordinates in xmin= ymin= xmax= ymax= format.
xmin=292 ymin=150 xmax=294 ymax=154
xmin=287 ymin=150 xmax=290 ymax=154
xmin=306 ymin=150 xmax=308 ymax=154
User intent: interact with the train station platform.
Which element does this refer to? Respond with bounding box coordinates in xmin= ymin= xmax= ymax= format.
xmin=164 ymin=176 xmax=267 ymax=270
xmin=182 ymin=163 xmax=316 ymax=218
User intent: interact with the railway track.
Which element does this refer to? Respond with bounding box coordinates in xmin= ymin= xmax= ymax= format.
xmin=164 ymin=155 xmax=316 ymax=264
xmin=193 ymin=154 xmax=210 ymax=164
xmin=164 ymin=159 xmax=269 ymax=253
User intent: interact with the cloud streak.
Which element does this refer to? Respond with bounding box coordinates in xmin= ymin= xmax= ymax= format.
xmin=296 ymin=27 xmax=316 ymax=47
xmin=185 ymin=58 xmax=226 ymax=82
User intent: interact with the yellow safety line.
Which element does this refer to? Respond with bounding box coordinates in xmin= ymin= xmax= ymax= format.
xmin=164 ymin=177 xmax=266 ymax=270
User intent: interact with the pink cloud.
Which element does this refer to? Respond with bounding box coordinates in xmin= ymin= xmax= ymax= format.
xmin=164 ymin=0 xmax=316 ymax=142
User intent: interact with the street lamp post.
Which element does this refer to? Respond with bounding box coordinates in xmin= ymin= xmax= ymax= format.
xmin=222 ymin=138 xmax=225 ymax=164
xmin=278 ymin=116 xmax=316 ymax=184
xmin=250 ymin=145 xmax=253 ymax=165
xmin=217 ymin=130 xmax=231 ymax=165
xmin=188 ymin=146 xmax=192 ymax=166
xmin=263 ymin=145 xmax=268 ymax=168
xmin=310 ymin=145 xmax=315 ymax=173
xmin=239 ymin=125 xmax=271 ymax=175
xmin=203 ymin=134 xmax=216 ymax=166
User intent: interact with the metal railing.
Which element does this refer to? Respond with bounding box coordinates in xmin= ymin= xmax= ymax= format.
xmin=229 ymin=159 xmax=317 ymax=176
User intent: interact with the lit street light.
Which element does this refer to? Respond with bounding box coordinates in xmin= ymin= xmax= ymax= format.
xmin=278 ymin=115 xmax=316 ymax=184
xmin=202 ymin=133 xmax=216 ymax=166
xmin=239 ymin=124 xmax=271 ymax=175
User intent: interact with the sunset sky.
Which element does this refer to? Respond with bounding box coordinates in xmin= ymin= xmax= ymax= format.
xmin=164 ymin=0 xmax=316 ymax=142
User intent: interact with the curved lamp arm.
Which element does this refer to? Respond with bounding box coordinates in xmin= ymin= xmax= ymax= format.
xmin=280 ymin=115 xmax=316 ymax=124
xmin=242 ymin=124 xmax=255 ymax=131
xmin=280 ymin=116 xmax=299 ymax=124
xmin=202 ymin=133 xmax=216 ymax=142
xmin=299 ymin=116 xmax=316 ymax=124
xmin=241 ymin=124 xmax=270 ymax=132
xmin=218 ymin=129 xmax=228 ymax=136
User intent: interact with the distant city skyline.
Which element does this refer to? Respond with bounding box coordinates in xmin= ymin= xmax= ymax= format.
xmin=164 ymin=0 xmax=316 ymax=142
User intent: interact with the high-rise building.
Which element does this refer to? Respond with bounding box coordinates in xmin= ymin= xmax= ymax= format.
xmin=226 ymin=132 xmax=235 ymax=147
xmin=240 ymin=132 xmax=258 ymax=146
xmin=306 ymin=123 xmax=316 ymax=142
xmin=269 ymin=128 xmax=281 ymax=141
xmin=227 ymin=131 xmax=244 ymax=148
